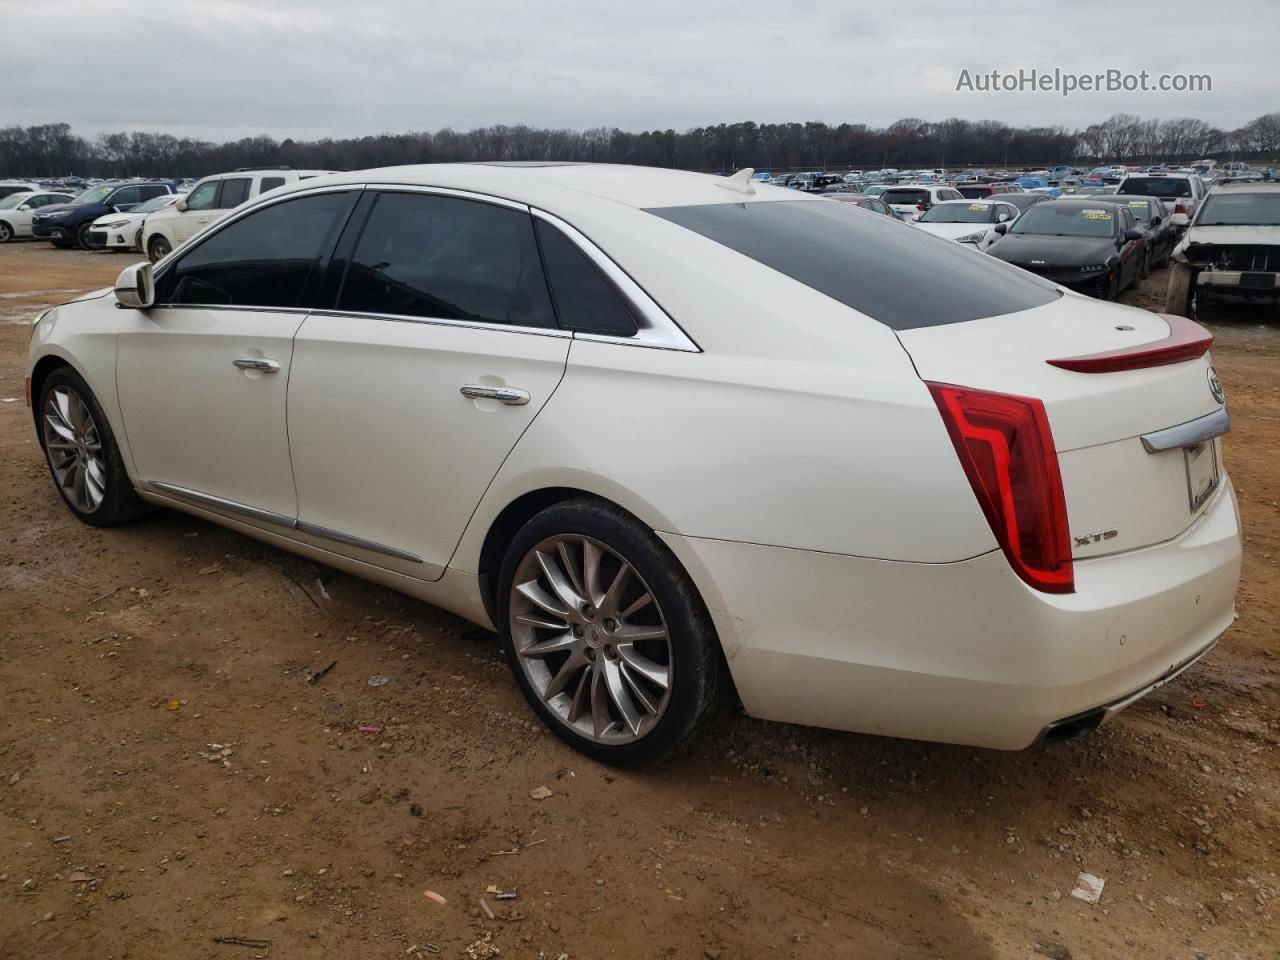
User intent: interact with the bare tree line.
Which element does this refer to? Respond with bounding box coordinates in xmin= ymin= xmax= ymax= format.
xmin=1 ymin=112 xmax=1276 ymax=179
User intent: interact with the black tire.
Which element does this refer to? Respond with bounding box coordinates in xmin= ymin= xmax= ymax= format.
xmin=0 ymin=221 xmax=13 ymax=243
xmin=37 ymin=367 xmax=149 ymax=527
xmin=75 ymin=222 xmax=93 ymax=250
xmin=1165 ymin=262 xmax=1195 ymax=317
xmin=496 ymin=497 xmax=721 ymax=765
xmin=1102 ymin=270 xmax=1120 ymax=300
xmin=1140 ymin=249 xmax=1152 ymax=280
xmin=147 ymin=234 xmax=171 ymax=263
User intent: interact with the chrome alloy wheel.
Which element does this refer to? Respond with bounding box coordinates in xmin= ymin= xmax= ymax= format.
xmin=509 ymin=535 xmax=673 ymax=744
xmin=43 ymin=385 xmax=106 ymax=512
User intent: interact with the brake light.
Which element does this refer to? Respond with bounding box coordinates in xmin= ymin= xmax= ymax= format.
xmin=1174 ymin=202 xmax=1186 ymax=215
xmin=928 ymin=383 xmax=1074 ymax=594
xmin=917 ymin=201 xmax=931 ymax=211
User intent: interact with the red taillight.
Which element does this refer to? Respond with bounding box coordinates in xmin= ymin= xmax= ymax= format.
xmin=917 ymin=201 xmax=931 ymax=211
xmin=928 ymin=383 xmax=1074 ymax=594
xmin=1174 ymin=202 xmax=1186 ymax=215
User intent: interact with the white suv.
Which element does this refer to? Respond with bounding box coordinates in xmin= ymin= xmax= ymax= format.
xmin=880 ymin=184 xmax=966 ymax=218
xmin=1116 ymin=172 xmax=1206 ymax=234
xmin=142 ymin=167 xmax=332 ymax=261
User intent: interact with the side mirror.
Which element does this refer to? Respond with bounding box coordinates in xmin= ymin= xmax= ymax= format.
xmin=993 ymin=222 xmax=1009 ymax=234
xmin=114 ymin=261 xmax=154 ymax=309
xmin=174 ymin=197 xmax=188 ymax=212
xmin=17 ymin=203 xmax=31 ymax=211
xmin=910 ymin=212 xmax=922 ymax=221
xmin=1124 ymin=227 xmax=1144 ymax=241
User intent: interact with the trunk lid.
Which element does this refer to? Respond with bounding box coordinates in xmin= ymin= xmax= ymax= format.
xmin=897 ymin=292 xmax=1225 ymax=559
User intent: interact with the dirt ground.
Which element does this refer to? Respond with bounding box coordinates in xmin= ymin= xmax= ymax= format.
xmin=0 ymin=240 xmax=1276 ymax=960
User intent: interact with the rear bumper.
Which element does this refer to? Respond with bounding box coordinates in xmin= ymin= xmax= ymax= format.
xmin=661 ymin=476 xmax=1241 ymax=750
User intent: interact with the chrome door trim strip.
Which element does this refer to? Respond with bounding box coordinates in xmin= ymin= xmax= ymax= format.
xmin=149 ymin=481 xmax=424 ymax=564
xmin=297 ymin=520 xmax=423 ymax=564
xmin=304 ymin=307 xmax=573 ymax=339
xmin=147 ymin=481 xmax=295 ymax=528
xmin=530 ymin=208 xmax=701 ymax=353
xmin=1140 ymin=406 xmax=1230 ymax=452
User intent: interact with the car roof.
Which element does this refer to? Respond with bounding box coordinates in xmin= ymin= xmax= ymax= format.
xmin=1208 ymin=181 xmax=1280 ymax=195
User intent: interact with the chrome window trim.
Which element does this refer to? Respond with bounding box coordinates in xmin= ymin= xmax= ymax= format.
xmin=530 ymin=208 xmax=700 ymax=353
xmin=148 ymin=481 xmax=422 ymax=563
xmin=1140 ymin=406 xmax=1231 ymax=452
xmin=306 ymin=307 xmax=571 ymax=339
xmin=363 ymin=182 xmax=530 ymax=212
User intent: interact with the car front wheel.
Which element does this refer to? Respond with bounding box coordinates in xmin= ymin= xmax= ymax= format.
xmin=147 ymin=234 xmax=172 ymax=262
xmin=498 ymin=498 xmax=721 ymax=765
xmin=0 ymin=221 xmax=13 ymax=243
xmin=38 ymin=367 xmax=148 ymax=527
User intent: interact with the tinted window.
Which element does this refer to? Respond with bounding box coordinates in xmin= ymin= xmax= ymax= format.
xmin=647 ymin=200 xmax=1059 ymax=330
xmin=958 ymin=185 xmax=992 ymax=199
xmin=155 ymin=192 xmax=353 ymax=308
xmin=138 ymin=184 xmax=168 ymax=201
xmin=882 ymin=189 xmax=929 ymax=205
xmin=260 ymin=176 xmax=286 ymax=193
xmin=185 ymin=180 xmax=218 ymax=211
xmin=1121 ymin=177 xmax=1192 ymax=199
xmin=218 ymin=178 xmax=252 ymax=209
xmin=535 ymin=220 xmax=637 ymax=336
xmin=109 ymin=186 xmax=142 ymax=206
xmin=338 ymin=192 xmax=555 ymax=327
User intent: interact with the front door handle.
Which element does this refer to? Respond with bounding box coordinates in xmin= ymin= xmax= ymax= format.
xmin=233 ymin=358 xmax=281 ymax=373
xmin=460 ymin=384 xmax=530 ymax=406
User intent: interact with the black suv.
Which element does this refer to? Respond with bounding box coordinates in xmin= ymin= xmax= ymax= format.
xmin=32 ymin=180 xmax=176 ymax=249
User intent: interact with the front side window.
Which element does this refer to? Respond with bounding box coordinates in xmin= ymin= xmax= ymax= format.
xmin=218 ymin=178 xmax=252 ymax=209
xmin=337 ymin=192 xmax=555 ymax=328
xmin=535 ymin=220 xmax=637 ymax=337
xmin=184 ymin=180 xmax=218 ymax=211
xmin=154 ymin=192 xmax=354 ymax=308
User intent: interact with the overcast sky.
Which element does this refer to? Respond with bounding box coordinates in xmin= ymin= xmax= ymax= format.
xmin=2 ymin=0 xmax=1277 ymax=142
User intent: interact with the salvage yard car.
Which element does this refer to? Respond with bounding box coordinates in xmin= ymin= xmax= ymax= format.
xmin=0 ymin=190 xmax=75 ymax=242
xmin=1116 ymin=171 xmax=1207 ymax=235
xmin=1085 ymin=194 xmax=1178 ymax=272
xmin=26 ymin=163 xmax=1240 ymax=764
xmin=31 ymin=180 xmax=176 ymax=249
xmin=986 ymin=197 xmax=1148 ymax=299
xmin=1165 ymin=182 xmax=1280 ymax=317
xmin=911 ymin=198 xmax=1020 ymax=250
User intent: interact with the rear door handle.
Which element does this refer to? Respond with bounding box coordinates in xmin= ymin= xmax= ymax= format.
xmin=460 ymin=384 xmax=530 ymax=406
xmin=233 ymin=358 xmax=281 ymax=373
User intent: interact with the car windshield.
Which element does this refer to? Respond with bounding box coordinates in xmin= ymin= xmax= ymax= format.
xmin=919 ymin=203 xmax=995 ymax=224
xmin=1196 ymin=193 xmax=1280 ymax=226
xmin=0 ymin=194 xmax=31 ymax=210
xmin=133 ymin=193 xmax=175 ymax=214
xmin=646 ymin=200 xmax=1058 ymax=331
xmin=1121 ymin=177 xmax=1193 ymax=199
xmin=72 ymin=185 xmax=114 ymax=205
xmin=1009 ymin=205 xmax=1117 ymax=238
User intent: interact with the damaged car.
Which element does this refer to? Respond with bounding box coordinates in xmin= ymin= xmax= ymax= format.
xmin=1165 ymin=182 xmax=1280 ymax=317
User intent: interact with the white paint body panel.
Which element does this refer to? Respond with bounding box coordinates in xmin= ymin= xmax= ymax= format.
xmin=26 ymin=162 xmax=1243 ymax=752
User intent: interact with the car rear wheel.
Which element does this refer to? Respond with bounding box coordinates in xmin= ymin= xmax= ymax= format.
xmin=497 ymin=497 xmax=721 ymax=765
xmin=147 ymin=234 xmax=172 ymax=262
xmin=38 ymin=367 xmax=149 ymax=527
xmin=0 ymin=222 xmax=13 ymax=243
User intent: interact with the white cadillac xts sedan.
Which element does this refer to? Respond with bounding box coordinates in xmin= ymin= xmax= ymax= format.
xmin=25 ymin=163 xmax=1241 ymax=763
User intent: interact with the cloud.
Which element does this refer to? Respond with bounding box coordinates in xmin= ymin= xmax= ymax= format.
xmin=2 ymin=0 xmax=1276 ymax=140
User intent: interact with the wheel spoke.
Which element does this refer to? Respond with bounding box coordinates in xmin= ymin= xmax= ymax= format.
xmin=616 ymin=642 xmax=670 ymax=690
xmin=544 ymin=649 xmax=588 ymax=700
xmin=53 ymin=388 xmax=75 ymax=433
xmin=515 ymin=579 xmax=569 ymax=619
xmin=557 ymin=540 xmax=586 ymax=600
xmin=515 ymin=610 xmax=568 ymax=630
xmin=518 ymin=631 xmax=577 ymax=659
xmin=536 ymin=549 xmax=584 ymax=611
xmin=567 ymin=666 xmax=591 ymax=723
xmin=603 ymin=657 xmax=643 ymax=735
xmin=44 ymin=412 xmax=74 ymax=442
xmin=589 ymin=663 xmax=614 ymax=738
xmin=614 ymin=623 xmax=667 ymax=643
xmin=619 ymin=661 xmax=659 ymax=715
xmin=620 ymin=592 xmax=653 ymax=618
xmin=600 ymin=562 xmax=630 ymax=617
xmin=582 ymin=539 xmax=604 ymax=607
xmin=73 ymin=459 xmax=88 ymax=510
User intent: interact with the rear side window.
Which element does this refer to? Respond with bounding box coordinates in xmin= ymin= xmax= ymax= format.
xmin=338 ymin=192 xmax=555 ymax=328
xmin=218 ymin=177 xmax=252 ymax=208
xmin=260 ymin=176 xmax=286 ymax=193
xmin=534 ymin=220 xmax=637 ymax=337
xmin=138 ymin=185 xmax=168 ymax=201
xmin=155 ymin=192 xmax=354 ymax=308
xmin=647 ymin=200 xmax=1059 ymax=331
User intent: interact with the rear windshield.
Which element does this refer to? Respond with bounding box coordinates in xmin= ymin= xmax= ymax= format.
xmin=1121 ymin=177 xmax=1192 ymax=199
xmin=646 ymin=200 xmax=1059 ymax=330
xmin=882 ymin=189 xmax=929 ymax=206
xmin=1010 ymin=204 xmax=1118 ymax=238
xmin=957 ymin=185 xmax=993 ymax=198
xmin=919 ymin=203 xmax=996 ymax=224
